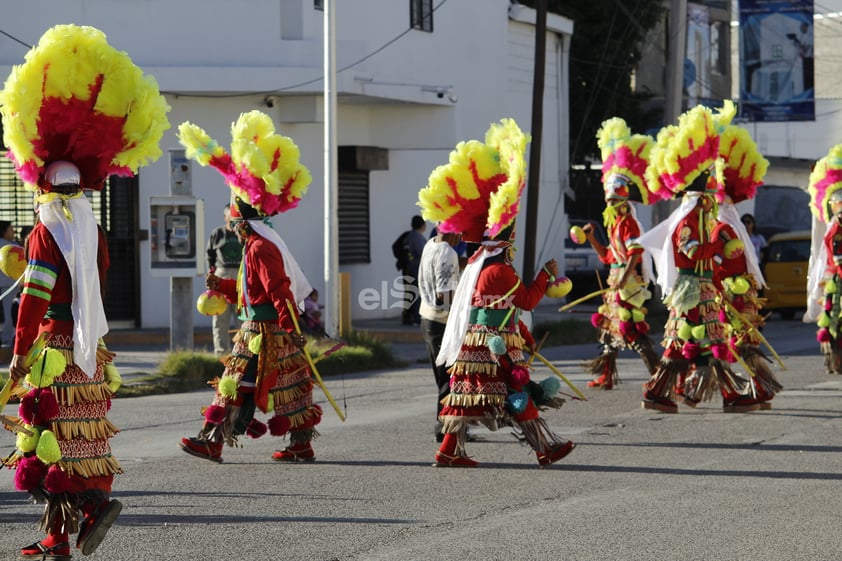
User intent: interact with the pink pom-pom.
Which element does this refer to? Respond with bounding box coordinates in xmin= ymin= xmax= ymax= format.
xmin=43 ymin=465 xmax=73 ymax=494
xmin=246 ymin=419 xmax=267 ymax=439
xmin=619 ymin=321 xmax=634 ymax=337
xmin=681 ymin=341 xmax=700 ymax=360
xmin=19 ymin=389 xmax=60 ymax=427
xmin=204 ymin=404 xmax=227 ymax=425
xmin=825 ymin=299 xmax=833 ymax=312
xmin=718 ymin=309 xmax=728 ymax=324
xmin=510 ymin=366 xmax=531 ymax=386
xmin=711 ymin=343 xmax=733 ymax=363
xmin=268 ymin=415 xmax=291 ymax=436
xmin=591 ymin=313 xmax=605 ymax=328
xmin=14 ymin=456 xmax=47 ymax=492
xmin=634 ymin=321 xmax=650 ymax=334
xmin=818 ymin=328 xmax=832 ymax=343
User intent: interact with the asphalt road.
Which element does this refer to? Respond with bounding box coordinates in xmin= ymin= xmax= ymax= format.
xmin=2 ymin=319 xmax=842 ymax=561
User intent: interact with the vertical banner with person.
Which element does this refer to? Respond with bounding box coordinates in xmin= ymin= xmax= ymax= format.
xmin=739 ymin=0 xmax=814 ymax=122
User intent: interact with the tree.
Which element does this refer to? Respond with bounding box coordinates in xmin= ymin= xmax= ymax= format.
xmin=520 ymin=0 xmax=664 ymax=165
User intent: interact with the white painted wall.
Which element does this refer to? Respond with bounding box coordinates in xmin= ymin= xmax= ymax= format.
xmin=0 ymin=0 xmax=573 ymax=327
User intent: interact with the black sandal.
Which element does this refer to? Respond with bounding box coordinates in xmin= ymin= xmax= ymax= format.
xmin=19 ymin=541 xmax=72 ymax=561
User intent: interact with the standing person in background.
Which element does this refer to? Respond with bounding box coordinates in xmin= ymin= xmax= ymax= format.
xmin=206 ymin=204 xmax=242 ymax=356
xmin=0 ymin=220 xmax=21 ymax=347
xmin=741 ymin=213 xmax=767 ymax=261
xmin=400 ymin=215 xmax=427 ymax=325
xmin=417 ymin=229 xmax=462 ymax=442
xmin=0 ymin=23 xmax=170 ymax=559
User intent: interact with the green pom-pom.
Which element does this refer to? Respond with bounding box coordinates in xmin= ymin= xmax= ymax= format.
xmin=678 ymin=323 xmax=693 ymax=340
xmin=691 ymin=325 xmax=707 ymax=341
xmin=16 ymin=424 xmax=40 ymax=453
xmin=819 ymin=313 xmax=831 ymax=328
xmin=487 ymin=335 xmax=507 ymax=355
xmin=618 ymin=308 xmax=632 ymax=321
xmin=218 ymin=375 xmax=238 ymax=399
xmin=539 ymin=376 xmax=561 ymax=398
xmin=731 ymin=277 xmax=750 ymax=295
xmin=248 ymin=334 xmax=263 ymax=355
xmin=827 ymin=279 xmax=838 ymax=294
xmin=35 ymin=429 xmax=62 ymax=464
xmin=632 ymin=309 xmax=645 ymax=323
xmin=25 ymin=349 xmax=66 ymax=388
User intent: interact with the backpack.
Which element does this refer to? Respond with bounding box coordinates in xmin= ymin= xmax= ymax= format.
xmin=392 ymin=230 xmax=410 ymax=271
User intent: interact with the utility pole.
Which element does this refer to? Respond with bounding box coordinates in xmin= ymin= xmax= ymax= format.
xmin=323 ymin=0 xmax=339 ymax=337
xmin=523 ymin=0 xmax=547 ymax=282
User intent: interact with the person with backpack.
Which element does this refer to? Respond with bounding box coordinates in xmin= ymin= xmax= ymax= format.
xmin=393 ymin=215 xmax=427 ymax=325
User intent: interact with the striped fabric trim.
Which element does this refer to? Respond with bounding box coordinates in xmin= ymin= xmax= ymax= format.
xmin=23 ymin=260 xmax=58 ymax=301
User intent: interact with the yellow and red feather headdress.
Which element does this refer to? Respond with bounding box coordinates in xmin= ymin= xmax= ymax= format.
xmin=417 ymin=118 xmax=529 ymax=242
xmin=0 ymin=24 xmax=170 ymax=191
xmin=808 ymin=144 xmax=842 ymax=223
xmin=596 ymin=117 xmax=660 ymax=204
xmin=717 ymin=124 xmax=768 ymax=203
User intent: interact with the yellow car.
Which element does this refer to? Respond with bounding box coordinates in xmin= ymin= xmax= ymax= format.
xmin=762 ymin=230 xmax=810 ymax=320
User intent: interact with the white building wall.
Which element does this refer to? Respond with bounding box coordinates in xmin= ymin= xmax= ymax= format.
xmin=0 ymin=0 xmax=573 ymax=327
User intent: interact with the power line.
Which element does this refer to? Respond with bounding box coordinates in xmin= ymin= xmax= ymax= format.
xmin=0 ymin=29 xmax=32 ymax=49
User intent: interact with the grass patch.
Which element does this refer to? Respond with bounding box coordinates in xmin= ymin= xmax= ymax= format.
xmin=531 ymin=318 xmax=599 ymax=347
xmin=117 ymin=330 xmax=401 ymax=398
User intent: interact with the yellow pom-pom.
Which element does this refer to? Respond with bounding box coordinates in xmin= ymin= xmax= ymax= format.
xmin=35 ymin=429 xmax=62 ymax=464
xmin=678 ymin=323 xmax=693 ymax=340
xmin=827 ymin=279 xmax=837 ymax=294
xmin=104 ymin=363 xmax=122 ymax=393
xmin=691 ymin=325 xmax=707 ymax=341
xmin=248 ymin=334 xmax=263 ymax=355
xmin=632 ymin=309 xmax=645 ymax=323
xmin=731 ymin=277 xmax=750 ymax=295
xmin=618 ymin=308 xmax=632 ymax=321
xmin=818 ymin=312 xmax=831 ymax=328
xmin=16 ymin=424 xmax=40 ymax=453
xmin=25 ymin=348 xmax=66 ymax=388
xmin=218 ymin=375 xmax=238 ymax=399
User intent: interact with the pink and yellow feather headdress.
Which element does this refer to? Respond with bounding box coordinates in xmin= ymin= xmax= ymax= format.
xmin=808 ymin=144 xmax=842 ymax=223
xmin=0 ymin=24 xmax=171 ymax=191
xmin=177 ymin=111 xmax=311 ymax=217
xmin=596 ymin=117 xmax=660 ymax=205
xmin=417 ymin=118 xmax=529 ymax=243
xmin=646 ymin=101 xmax=736 ymax=199
xmin=717 ymin=124 xmax=768 ymax=203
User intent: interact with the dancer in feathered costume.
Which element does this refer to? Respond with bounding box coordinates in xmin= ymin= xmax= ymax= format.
xmin=0 ymin=24 xmax=169 ymax=559
xmin=638 ymin=101 xmax=749 ymax=413
xmin=582 ymin=118 xmax=662 ymax=390
xmin=177 ymin=111 xmax=320 ymax=463
xmin=806 ymin=144 xmax=842 ymax=375
xmin=711 ymin=124 xmax=782 ymax=411
xmin=418 ymin=118 xmax=574 ymax=468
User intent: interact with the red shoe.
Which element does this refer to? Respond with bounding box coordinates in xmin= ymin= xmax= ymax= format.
xmin=179 ymin=437 xmax=223 ymax=463
xmin=723 ymin=397 xmax=763 ymax=413
xmin=537 ymin=441 xmax=576 ymax=467
xmin=77 ymin=499 xmax=122 ymax=555
xmin=587 ymin=372 xmax=613 ymax=390
xmin=641 ymin=391 xmax=678 ymax=414
xmin=21 ymin=536 xmax=71 ymax=560
xmin=272 ymin=442 xmax=315 ymax=462
xmin=432 ymin=451 xmax=478 ymax=467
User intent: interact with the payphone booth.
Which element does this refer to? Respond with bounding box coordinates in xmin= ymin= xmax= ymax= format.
xmin=149 ymin=196 xmax=205 ymax=277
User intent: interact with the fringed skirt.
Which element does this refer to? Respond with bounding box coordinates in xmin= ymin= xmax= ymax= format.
xmin=3 ymin=333 xmax=121 ymax=533
xmin=207 ymin=320 xmax=321 ymax=445
xmin=816 ymin=272 xmax=842 ymax=373
xmin=663 ymin=274 xmax=726 ymax=357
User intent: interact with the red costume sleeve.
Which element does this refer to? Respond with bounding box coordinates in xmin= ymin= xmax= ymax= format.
xmin=474 ymin=262 xmax=549 ymax=312
xmin=617 ymin=216 xmax=643 ymax=258
xmin=673 ymin=210 xmax=723 ymax=267
xmin=825 ymin=222 xmax=842 ymax=275
xmin=217 ymin=277 xmax=237 ymax=303
xmin=250 ymin=237 xmax=298 ymax=331
xmin=14 ymin=227 xmax=64 ymax=355
xmin=518 ymin=319 xmax=536 ymax=348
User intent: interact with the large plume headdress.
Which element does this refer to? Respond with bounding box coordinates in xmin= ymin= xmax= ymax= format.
xmin=417 ymin=118 xmax=530 ymax=242
xmin=717 ymin=124 xmax=768 ymax=203
xmin=177 ymin=111 xmax=312 ymax=217
xmin=0 ymin=24 xmax=171 ymax=191
xmin=645 ymin=100 xmax=736 ymax=199
xmin=596 ymin=117 xmax=660 ymax=205
xmin=808 ymin=144 xmax=842 ymax=223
